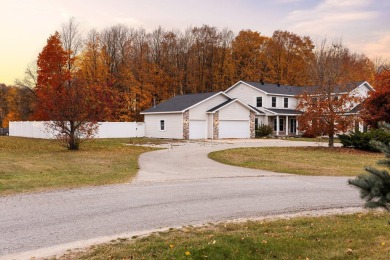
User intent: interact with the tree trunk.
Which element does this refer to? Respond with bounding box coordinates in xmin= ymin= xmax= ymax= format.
xmin=328 ymin=132 xmax=334 ymax=147
xmin=68 ymin=121 xmax=79 ymax=150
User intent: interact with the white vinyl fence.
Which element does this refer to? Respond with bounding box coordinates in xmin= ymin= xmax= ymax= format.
xmin=9 ymin=121 xmax=145 ymax=139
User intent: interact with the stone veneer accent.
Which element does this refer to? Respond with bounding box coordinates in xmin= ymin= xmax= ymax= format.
xmin=250 ymin=111 xmax=255 ymax=138
xmin=183 ymin=110 xmax=189 ymax=139
xmin=213 ymin=111 xmax=219 ymax=139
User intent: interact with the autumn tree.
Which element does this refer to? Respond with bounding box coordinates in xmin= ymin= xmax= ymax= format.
xmin=266 ymin=30 xmax=314 ymax=86
xmin=362 ymin=66 xmax=390 ymax=127
xmin=297 ymin=40 xmax=367 ymax=147
xmin=0 ymin=84 xmax=30 ymax=128
xmin=231 ymin=30 xmax=269 ymax=82
xmin=0 ymin=84 xmax=7 ymax=127
xmin=34 ymin=32 xmax=109 ymax=150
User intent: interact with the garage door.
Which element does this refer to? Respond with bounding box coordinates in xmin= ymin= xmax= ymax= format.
xmin=189 ymin=120 xmax=207 ymax=139
xmin=219 ymin=120 xmax=250 ymax=139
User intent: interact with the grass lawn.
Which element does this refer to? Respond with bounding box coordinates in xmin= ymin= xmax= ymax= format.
xmin=284 ymin=137 xmax=341 ymax=143
xmin=0 ymin=137 xmax=159 ymax=195
xmin=209 ymin=147 xmax=383 ymax=176
xmin=60 ymin=212 xmax=390 ymax=259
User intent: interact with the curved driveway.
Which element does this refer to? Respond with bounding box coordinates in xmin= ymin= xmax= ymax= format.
xmin=0 ymin=139 xmax=363 ymax=259
xmin=135 ymin=139 xmax=331 ymax=183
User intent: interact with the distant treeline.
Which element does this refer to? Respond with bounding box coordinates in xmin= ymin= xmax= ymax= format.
xmin=3 ymin=21 xmax=377 ymax=125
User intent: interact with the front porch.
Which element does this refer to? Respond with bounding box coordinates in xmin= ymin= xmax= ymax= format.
xmin=268 ymin=115 xmax=299 ymax=136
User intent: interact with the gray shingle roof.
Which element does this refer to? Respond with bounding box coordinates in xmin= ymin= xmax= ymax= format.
xmin=242 ymin=81 xmax=367 ymax=96
xmin=248 ymin=105 xmax=266 ymax=114
xmin=242 ymin=81 xmax=305 ymax=95
xmin=142 ymin=92 xmax=218 ymax=113
xmin=265 ymin=108 xmax=303 ymax=115
xmin=349 ymin=103 xmax=363 ymax=114
xmin=207 ymin=99 xmax=235 ymax=112
xmin=302 ymin=81 xmax=367 ymax=95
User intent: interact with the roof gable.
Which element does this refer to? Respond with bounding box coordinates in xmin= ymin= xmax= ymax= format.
xmin=207 ymin=98 xmax=260 ymax=114
xmin=141 ymin=91 xmax=230 ymax=114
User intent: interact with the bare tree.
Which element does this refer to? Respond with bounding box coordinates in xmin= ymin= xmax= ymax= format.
xmin=61 ymin=17 xmax=83 ymax=74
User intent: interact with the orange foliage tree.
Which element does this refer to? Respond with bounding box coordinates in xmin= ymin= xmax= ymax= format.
xmin=362 ymin=68 xmax=390 ymax=127
xmin=296 ymin=41 xmax=366 ymax=147
xmin=34 ymin=32 xmax=111 ymax=150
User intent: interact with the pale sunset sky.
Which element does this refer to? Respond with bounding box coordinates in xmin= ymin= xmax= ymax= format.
xmin=0 ymin=0 xmax=389 ymax=85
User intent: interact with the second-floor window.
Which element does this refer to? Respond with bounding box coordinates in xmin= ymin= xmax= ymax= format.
xmin=256 ymin=97 xmax=262 ymax=107
xmin=284 ymin=98 xmax=288 ymax=108
xmin=272 ymin=97 xmax=276 ymax=107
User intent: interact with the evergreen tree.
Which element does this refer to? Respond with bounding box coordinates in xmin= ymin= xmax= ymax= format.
xmin=348 ymin=122 xmax=390 ymax=211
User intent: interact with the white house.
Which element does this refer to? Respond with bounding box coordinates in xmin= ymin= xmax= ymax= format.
xmin=141 ymin=91 xmax=260 ymax=139
xmin=141 ymin=80 xmax=373 ymax=139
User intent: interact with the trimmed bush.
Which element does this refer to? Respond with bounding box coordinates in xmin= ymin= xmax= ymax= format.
xmin=255 ymin=124 xmax=273 ymax=138
xmin=339 ymin=128 xmax=390 ymax=151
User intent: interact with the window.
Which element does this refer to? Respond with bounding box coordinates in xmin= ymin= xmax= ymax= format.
xmin=272 ymin=97 xmax=276 ymax=107
xmin=279 ymin=118 xmax=284 ymax=131
xmin=284 ymin=98 xmax=288 ymax=108
xmin=256 ymin=97 xmax=262 ymax=107
xmin=290 ymin=118 xmax=297 ymax=133
xmin=160 ymin=120 xmax=165 ymax=131
xmin=255 ymin=118 xmax=259 ymax=129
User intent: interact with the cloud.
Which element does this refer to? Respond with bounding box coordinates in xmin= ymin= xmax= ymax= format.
xmin=287 ymin=0 xmax=378 ymax=35
xmin=360 ymin=33 xmax=390 ymax=59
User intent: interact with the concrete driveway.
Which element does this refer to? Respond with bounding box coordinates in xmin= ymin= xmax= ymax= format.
xmin=135 ymin=139 xmax=333 ymax=183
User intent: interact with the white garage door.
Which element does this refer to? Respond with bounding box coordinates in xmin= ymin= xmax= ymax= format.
xmin=189 ymin=120 xmax=207 ymax=139
xmin=219 ymin=120 xmax=250 ymax=139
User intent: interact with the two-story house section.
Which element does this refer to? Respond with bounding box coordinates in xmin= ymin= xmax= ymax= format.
xmin=225 ymin=81 xmax=305 ymax=136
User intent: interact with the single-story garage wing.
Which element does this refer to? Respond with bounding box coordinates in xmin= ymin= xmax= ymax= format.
xmin=141 ymin=92 xmax=260 ymax=139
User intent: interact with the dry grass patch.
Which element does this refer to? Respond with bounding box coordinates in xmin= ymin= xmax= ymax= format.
xmin=0 ymin=137 xmax=157 ymax=195
xmin=209 ymin=147 xmax=382 ymax=176
xmin=60 ymin=212 xmax=390 ymax=260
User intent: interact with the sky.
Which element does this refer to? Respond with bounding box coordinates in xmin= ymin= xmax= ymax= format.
xmin=0 ymin=0 xmax=389 ymax=85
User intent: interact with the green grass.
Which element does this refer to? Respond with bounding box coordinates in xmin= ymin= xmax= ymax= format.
xmin=0 ymin=137 xmax=158 ymax=195
xmin=209 ymin=147 xmax=383 ymax=176
xmin=284 ymin=137 xmax=341 ymax=143
xmin=60 ymin=212 xmax=390 ymax=259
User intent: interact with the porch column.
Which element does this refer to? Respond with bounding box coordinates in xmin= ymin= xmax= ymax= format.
xmin=296 ymin=118 xmax=299 ymax=135
xmin=276 ymin=115 xmax=279 ymax=136
xmin=285 ymin=116 xmax=289 ymax=136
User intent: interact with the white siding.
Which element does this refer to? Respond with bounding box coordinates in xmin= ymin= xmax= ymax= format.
xmin=255 ymin=115 xmax=267 ymax=126
xmin=207 ymin=114 xmax=213 ymax=138
xmin=144 ymin=113 xmax=183 ymax=139
xmin=289 ymin=97 xmax=298 ymax=108
xmin=189 ymin=94 xmax=229 ymax=120
xmin=350 ymin=83 xmax=371 ymax=98
xmin=226 ymin=83 xmax=266 ymax=107
xmin=219 ymin=102 xmax=250 ymax=120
